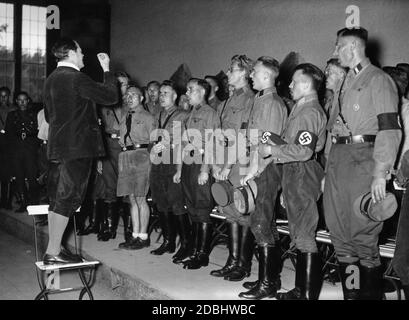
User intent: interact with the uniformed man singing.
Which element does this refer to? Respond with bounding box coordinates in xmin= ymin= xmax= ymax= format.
xmin=145 ymin=80 xmax=161 ymax=116
xmin=175 ymin=78 xmax=220 ymax=270
xmin=149 ymin=80 xmax=190 ymax=260
xmin=237 ymin=57 xmax=288 ymax=300
xmin=210 ymin=54 xmax=256 ymax=282
xmin=204 ymin=75 xmax=222 ymax=111
xmin=323 ymin=27 xmax=401 ymax=300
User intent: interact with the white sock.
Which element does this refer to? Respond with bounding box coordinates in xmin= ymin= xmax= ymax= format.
xmin=139 ymin=233 xmax=148 ymax=240
xmin=132 ymin=232 xmax=139 ymax=239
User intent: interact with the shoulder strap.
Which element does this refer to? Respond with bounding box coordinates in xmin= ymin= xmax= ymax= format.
xmin=160 ymin=110 xmax=177 ymax=129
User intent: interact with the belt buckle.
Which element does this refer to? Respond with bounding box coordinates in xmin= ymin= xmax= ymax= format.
xmin=111 ymin=133 xmax=118 ymax=139
xmin=122 ymin=146 xmax=127 ymax=151
xmin=331 ymin=136 xmax=337 ymax=144
xmin=0 ymin=129 xmax=5 ymax=134
xmin=21 ymin=132 xmax=26 ymax=140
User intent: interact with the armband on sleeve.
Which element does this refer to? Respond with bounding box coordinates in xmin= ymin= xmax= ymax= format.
xmin=294 ymin=130 xmax=318 ymax=151
xmin=377 ymin=112 xmax=401 ymax=131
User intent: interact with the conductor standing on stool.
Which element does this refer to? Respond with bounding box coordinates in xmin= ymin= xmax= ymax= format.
xmin=43 ymin=38 xmax=118 ymax=264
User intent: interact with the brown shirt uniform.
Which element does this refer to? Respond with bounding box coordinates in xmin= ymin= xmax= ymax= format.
xmin=151 ymin=106 xmax=189 ymax=163
xmin=183 ymin=103 xmax=220 ymax=173
xmin=217 ymin=85 xmax=254 ymax=168
xmin=117 ymin=107 xmax=155 ymax=147
xmin=327 ymin=58 xmax=401 ymax=179
xmin=218 ymin=85 xmax=254 ymax=133
xmin=145 ymin=101 xmax=161 ymax=116
xmin=267 ymin=93 xmax=326 ymax=163
xmin=208 ymin=95 xmax=222 ymax=111
xmin=247 ymin=87 xmax=287 ymax=147
xmin=101 ymin=105 xmax=122 ymax=136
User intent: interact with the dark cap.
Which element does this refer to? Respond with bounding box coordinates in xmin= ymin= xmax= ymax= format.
xmin=353 ymin=191 xmax=397 ymax=222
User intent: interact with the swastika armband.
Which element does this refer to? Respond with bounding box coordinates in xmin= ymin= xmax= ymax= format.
xmin=294 ymin=130 xmax=318 ymax=151
xmin=377 ymin=112 xmax=401 ymax=131
xmin=260 ymin=131 xmax=287 ymax=145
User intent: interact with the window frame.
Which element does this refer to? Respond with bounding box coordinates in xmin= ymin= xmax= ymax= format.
xmin=1 ymin=0 xmax=49 ymax=102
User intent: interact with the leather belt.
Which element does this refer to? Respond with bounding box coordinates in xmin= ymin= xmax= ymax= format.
xmin=122 ymin=144 xmax=149 ymax=151
xmin=332 ymin=134 xmax=376 ymax=145
xmin=105 ymin=132 xmax=120 ymax=139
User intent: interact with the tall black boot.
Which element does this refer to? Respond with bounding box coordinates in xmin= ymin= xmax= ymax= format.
xmin=5 ymin=179 xmax=15 ymax=210
xmin=99 ymin=202 xmax=119 ymax=241
xmin=276 ymin=251 xmax=322 ymax=300
xmin=15 ymin=193 xmax=27 ymax=213
xmin=224 ymin=225 xmax=255 ymax=281
xmin=151 ymin=211 xmax=176 ymax=255
xmin=402 ymin=285 xmax=409 ymax=300
xmin=108 ymin=201 xmax=120 ymax=239
xmin=210 ymin=222 xmax=240 ymax=277
xmin=183 ymin=222 xmax=213 ymax=270
xmin=359 ymin=264 xmax=383 ymax=300
xmin=97 ymin=201 xmax=110 ymax=241
xmin=338 ymin=261 xmax=360 ymax=300
xmin=77 ymin=199 xmax=98 ymax=235
xmin=172 ymin=214 xmax=193 ymax=264
xmin=239 ymin=244 xmax=281 ymax=299
xmin=0 ymin=181 xmax=8 ymax=208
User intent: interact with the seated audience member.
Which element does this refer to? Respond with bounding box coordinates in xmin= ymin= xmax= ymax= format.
xmin=204 ymin=75 xmax=222 ymax=110
xmin=5 ymin=91 xmax=40 ymax=212
xmin=116 ymin=85 xmax=155 ymax=250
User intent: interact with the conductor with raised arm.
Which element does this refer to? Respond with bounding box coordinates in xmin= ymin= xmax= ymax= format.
xmin=43 ymin=38 xmax=118 ymax=264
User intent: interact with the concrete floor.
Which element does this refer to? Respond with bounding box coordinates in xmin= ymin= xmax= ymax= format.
xmin=0 ymin=228 xmax=120 ymax=300
xmin=0 ymin=207 xmax=402 ymax=300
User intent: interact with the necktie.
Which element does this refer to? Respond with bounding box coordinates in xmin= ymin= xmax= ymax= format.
xmin=124 ymin=112 xmax=132 ymax=145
